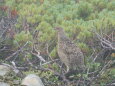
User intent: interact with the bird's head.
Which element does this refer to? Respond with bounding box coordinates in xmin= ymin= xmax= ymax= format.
xmin=54 ymin=27 xmax=64 ymax=33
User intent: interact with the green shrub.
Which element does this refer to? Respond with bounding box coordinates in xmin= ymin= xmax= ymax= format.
xmin=77 ymin=1 xmax=93 ymax=20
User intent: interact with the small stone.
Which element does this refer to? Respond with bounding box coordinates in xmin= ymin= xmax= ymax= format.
xmin=21 ymin=74 xmax=44 ymax=86
xmin=0 ymin=65 xmax=11 ymax=76
xmin=0 ymin=82 xmax=10 ymax=86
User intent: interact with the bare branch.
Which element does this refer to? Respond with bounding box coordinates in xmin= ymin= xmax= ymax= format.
xmin=5 ymin=41 xmax=29 ymax=60
xmin=41 ymin=59 xmax=59 ymax=66
xmin=31 ymin=48 xmax=46 ymax=62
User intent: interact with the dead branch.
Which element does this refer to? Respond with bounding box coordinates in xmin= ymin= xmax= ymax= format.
xmin=5 ymin=41 xmax=29 ymax=60
xmin=91 ymin=25 xmax=115 ymax=50
xmin=89 ymin=60 xmax=115 ymax=84
xmin=31 ymin=47 xmax=46 ymax=62
xmin=41 ymin=59 xmax=59 ymax=66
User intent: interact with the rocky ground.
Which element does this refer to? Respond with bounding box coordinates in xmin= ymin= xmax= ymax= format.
xmin=0 ymin=64 xmax=44 ymax=86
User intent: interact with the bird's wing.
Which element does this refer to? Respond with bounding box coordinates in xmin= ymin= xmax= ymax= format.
xmin=65 ymin=40 xmax=85 ymax=68
xmin=63 ymin=40 xmax=81 ymax=54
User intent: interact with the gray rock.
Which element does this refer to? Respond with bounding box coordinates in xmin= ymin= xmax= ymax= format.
xmin=21 ymin=74 xmax=44 ymax=86
xmin=0 ymin=65 xmax=11 ymax=76
xmin=0 ymin=82 xmax=10 ymax=86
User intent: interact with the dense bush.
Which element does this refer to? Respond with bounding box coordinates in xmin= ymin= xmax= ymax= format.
xmin=0 ymin=0 xmax=115 ymax=85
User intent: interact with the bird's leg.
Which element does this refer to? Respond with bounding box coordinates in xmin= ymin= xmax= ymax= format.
xmin=60 ymin=63 xmax=63 ymax=73
xmin=66 ymin=66 xmax=70 ymax=73
xmin=64 ymin=66 xmax=71 ymax=78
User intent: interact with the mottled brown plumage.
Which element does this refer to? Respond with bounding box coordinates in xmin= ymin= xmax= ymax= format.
xmin=55 ymin=27 xmax=85 ymax=72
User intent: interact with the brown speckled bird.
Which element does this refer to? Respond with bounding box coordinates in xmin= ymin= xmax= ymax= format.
xmin=55 ymin=27 xmax=85 ymax=73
